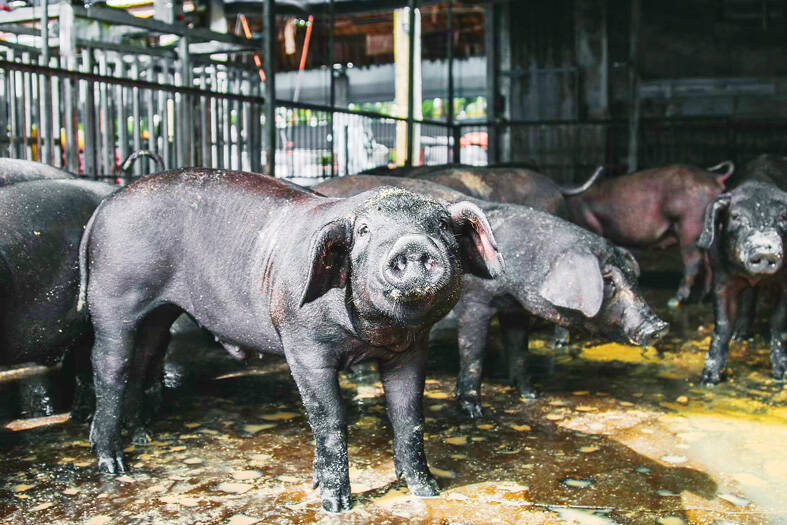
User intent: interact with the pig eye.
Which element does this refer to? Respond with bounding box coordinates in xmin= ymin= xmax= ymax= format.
xmin=357 ymin=224 xmax=369 ymax=236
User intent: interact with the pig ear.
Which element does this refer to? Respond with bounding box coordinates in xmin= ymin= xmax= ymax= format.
xmin=697 ymin=194 xmax=730 ymax=250
xmin=448 ymin=201 xmax=505 ymax=279
xmin=539 ymin=249 xmax=604 ymax=318
xmin=300 ymin=218 xmax=353 ymax=307
xmin=613 ymin=246 xmax=640 ymax=278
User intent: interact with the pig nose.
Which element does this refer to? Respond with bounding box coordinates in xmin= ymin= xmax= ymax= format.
xmin=383 ymin=234 xmax=446 ymax=296
xmin=747 ymin=250 xmax=782 ymax=273
xmin=634 ymin=317 xmax=669 ymax=346
xmin=744 ymin=231 xmax=783 ymax=274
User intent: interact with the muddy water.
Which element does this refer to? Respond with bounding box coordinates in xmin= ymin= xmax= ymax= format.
xmin=1 ymin=261 xmax=786 ymax=524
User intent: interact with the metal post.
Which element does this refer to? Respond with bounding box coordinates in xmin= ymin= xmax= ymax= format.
xmin=264 ymin=0 xmax=276 ymax=177
xmin=329 ymin=0 xmax=335 ymax=177
xmin=447 ymin=1 xmax=458 ymax=163
xmin=627 ymin=0 xmax=641 ymax=172
xmin=405 ymin=0 xmax=416 ymax=167
xmin=39 ymin=0 xmax=50 ymax=164
xmin=485 ymin=0 xmax=498 ymax=165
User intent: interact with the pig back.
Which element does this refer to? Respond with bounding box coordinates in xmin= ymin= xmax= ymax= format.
xmin=0 ymin=158 xmax=74 ymax=187
xmin=0 ymin=179 xmax=110 ymax=364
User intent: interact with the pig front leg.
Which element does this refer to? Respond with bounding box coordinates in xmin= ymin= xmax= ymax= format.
xmin=286 ymin=353 xmax=350 ymax=513
xmin=455 ymin=302 xmax=494 ymax=418
xmin=701 ymin=279 xmax=742 ymax=385
xmin=379 ymin=340 xmax=439 ymax=497
xmin=769 ymin=285 xmax=787 ymax=380
xmin=732 ymin=287 xmax=756 ymax=341
xmin=499 ymin=312 xmax=536 ymax=400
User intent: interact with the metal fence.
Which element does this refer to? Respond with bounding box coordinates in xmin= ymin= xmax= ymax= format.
xmin=457 ymin=118 xmax=787 ymax=184
xmin=2 ymin=55 xmax=786 ymax=186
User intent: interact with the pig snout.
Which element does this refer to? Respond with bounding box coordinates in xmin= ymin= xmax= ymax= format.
xmin=631 ymin=315 xmax=669 ymax=346
xmin=382 ymin=234 xmax=447 ymax=300
xmin=742 ymin=230 xmax=783 ymax=274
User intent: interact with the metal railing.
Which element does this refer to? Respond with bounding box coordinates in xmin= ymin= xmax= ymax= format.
xmin=0 ymin=57 xmax=455 ymax=184
xmin=456 ymin=117 xmax=787 ymax=183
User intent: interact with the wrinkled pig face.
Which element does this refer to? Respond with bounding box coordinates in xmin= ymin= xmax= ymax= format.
xmin=301 ymin=187 xmax=503 ymax=326
xmin=538 ymin=245 xmax=668 ymax=346
xmin=699 ymin=183 xmax=787 ymax=276
xmin=596 ymin=248 xmax=669 ymax=346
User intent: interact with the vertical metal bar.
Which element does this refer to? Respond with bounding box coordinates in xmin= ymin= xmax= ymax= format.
xmin=22 ymin=53 xmax=32 ymax=160
xmin=264 ymin=0 xmax=276 ymax=177
xmin=39 ymin=0 xmax=50 ymax=164
xmin=146 ymin=59 xmax=156 ymax=165
xmin=83 ymin=49 xmax=96 ymax=176
xmin=131 ymin=59 xmax=142 ymax=176
xmin=447 ymin=0 xmax=458 ymax=164
xmin=242 ymin=75 xmax=252 ymax=171
xmin=7 ymin=51 xmax=18 ymax=158
xmin=329 ymin=0 xmax=335 ymax=177
xmin=405 ymin=0 xmax=416 ymax=167
xmin=200 ymin=69 xmax=210 ymax=168
xmin=627 ymin=0 xmax=641 ymax=172
xmin=211 ymin=66 xmax=222 ymax=168
xmin=117 ymin=57 xmax=128 ymax=178
xmin=51 ymin=57 xmax=61 ymax=167
xmin=98 ymin=52 xmax=111 ymax=175
xmin=159 ymin=59 xmax=170 ymax=169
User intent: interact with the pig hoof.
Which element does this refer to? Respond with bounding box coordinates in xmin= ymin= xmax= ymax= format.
xmin=518 ymin=388 xmax=538 ymax=401
xmin=97 ymin=454 xmax=127 ymax=474
xmin=772 ymin=368 xmax=787 ymax=382
xmin=700 ymin=369 xmax=721 ymax=386
xmin=131 ymin=427 xmax=152 ymax=445
xmin=321 ymin=487 xmax=352 ymax=513
xmin=667 ymin=297 xmax=681 ymax=310
xmin=409 ymin=474 xmax=440 ymax=497
xmin=459 ymin=399 xmax=484 ymax=419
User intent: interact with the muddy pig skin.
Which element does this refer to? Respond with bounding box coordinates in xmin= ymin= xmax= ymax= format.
xmin=79 ymin=169 xmax=503 ymax=512
xmin=564 ymin=163 xmax=734 ymax=308
xmin=361 ymin=164 xmax=594 ymax=218
xmin=698 ymin=168 xmax=787 ymax=384
xmin=0 ymin=179 xmax=115 ymax=420
xmin=316 ymin=175 xmax=668 ymax=418
xmin=0 ymin=157 xmax=74 ymax=186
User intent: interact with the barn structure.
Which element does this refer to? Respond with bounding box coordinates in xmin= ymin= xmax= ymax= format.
xmin=0 ymin=2 xmax=786 ymax=524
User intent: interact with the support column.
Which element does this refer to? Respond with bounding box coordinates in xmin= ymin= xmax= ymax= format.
xmin=39 ymin=0 xmax=51 ymax=164
xmin=627 ymin=0 xmax=641 ymax=172
xmin=484 ymin=0 xmax=499 ymax=164
xmin=264 ymin=0 xmax=276 ymax=177
xmin=405 ymin=0 xmax=416 ymax=167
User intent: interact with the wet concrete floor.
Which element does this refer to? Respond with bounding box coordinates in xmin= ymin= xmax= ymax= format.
xmin=0 ymin=256 xmax=786 ymax=524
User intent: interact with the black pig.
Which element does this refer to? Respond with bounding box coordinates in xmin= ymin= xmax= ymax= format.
xmin=79 ymin=169 xmax=503 ymax=512
xmin=0 ymin=157 xmax=74 ymax=186
xmin=698 ymin=178 xmax=787 ymax=384
xmin=0 ymin=179 xmax=114 ymax=419
xmin=316 ymin=175 xmax=668 ymax=417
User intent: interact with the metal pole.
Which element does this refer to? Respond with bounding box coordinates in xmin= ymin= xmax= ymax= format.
xmin=329 ymin=0 xmax=335 ymax=177
xmin=405 ymin=0 xmax=416 ymax=167
xmin=264 ymin=0 xmax=276 ymax=177
xmin=627 ymin=0 xmax=641 ymax=172
xmin=447 ymin=0 xmax=458 ymax=163
xmin=39 ymin=0 xmax=50 ymax=164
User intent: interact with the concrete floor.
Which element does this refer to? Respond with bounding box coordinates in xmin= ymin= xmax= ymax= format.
xmin=0 ymin=262 xmax=786 ymax=524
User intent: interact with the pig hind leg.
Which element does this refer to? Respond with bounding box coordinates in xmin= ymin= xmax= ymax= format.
xmin=671 ymin=218 xmax=705 ymax=308
xmin=455 ymin=304 xmax=494 ymax=418
xmin=499 ymin=312 xmax=536 ymax=400
xmin=124 ymin=305 xmax=181 ymax=445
